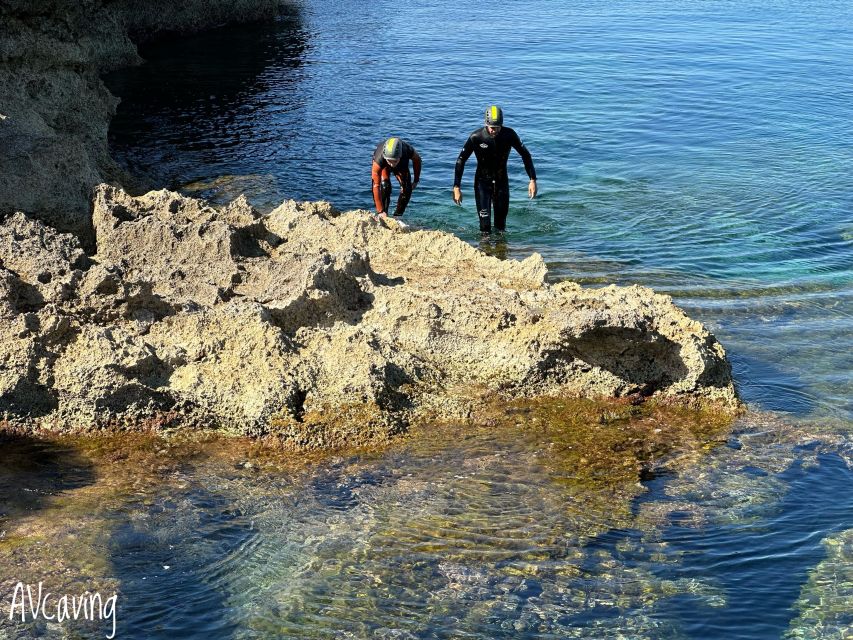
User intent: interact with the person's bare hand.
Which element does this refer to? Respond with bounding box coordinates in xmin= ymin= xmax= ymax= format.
xmin=528 ymin=179 xmax=538 ymax=199
xmin=452 ymin=186 xmax=462 ymax=205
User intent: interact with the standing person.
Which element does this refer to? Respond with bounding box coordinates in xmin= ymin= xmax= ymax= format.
xmin=372 ymin=137 xmax=421 ymax=217
xmin=452 ymin=105 xmax=537 ymax=233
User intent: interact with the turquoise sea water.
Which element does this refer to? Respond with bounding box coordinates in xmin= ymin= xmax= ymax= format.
xmin=106 ymin=0 xmax=853 ymax=423
xmin=10 ymin=1 xmax=853 ymax=638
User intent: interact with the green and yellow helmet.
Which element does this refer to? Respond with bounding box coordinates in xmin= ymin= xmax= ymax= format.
xmin=383 ymin=137 xmax=403 ymax=162
xmin=484 ymin=105 xmax=504 ymax=127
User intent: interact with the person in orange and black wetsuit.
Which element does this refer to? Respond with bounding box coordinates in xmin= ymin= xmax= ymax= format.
xmin=452 ymin=105 xmax=537 ymax=233
xmin=372 ymin=137 xmax=421 ymax=217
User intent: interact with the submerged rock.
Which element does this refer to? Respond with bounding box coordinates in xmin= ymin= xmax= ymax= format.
xmin=787 ymin=527 xmax=853 ymax=639
xmin=0 ymin=185 xmax=739 ymax=447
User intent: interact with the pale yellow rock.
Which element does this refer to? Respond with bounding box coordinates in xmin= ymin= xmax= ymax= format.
xmin=0 ymin=186 xmax=740 ymax=446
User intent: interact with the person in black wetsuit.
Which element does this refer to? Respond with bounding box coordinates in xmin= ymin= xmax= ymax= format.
xmin=371 ymin=137 xmax=421 ymax=217
xmin=452 ymin=105 xmax=537 ymax=233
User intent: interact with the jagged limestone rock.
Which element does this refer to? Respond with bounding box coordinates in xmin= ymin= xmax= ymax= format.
xmin=92 ymin=186 xmax=242 ymax=306
xmin=0 ymin=211 xmax=89 ymax=306
xmin=0 ymin=186 xmax=739 ymax=446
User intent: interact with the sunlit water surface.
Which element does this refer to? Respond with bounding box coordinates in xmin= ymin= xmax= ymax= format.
xmin=3 ymin=1 xmax=852 ymax=638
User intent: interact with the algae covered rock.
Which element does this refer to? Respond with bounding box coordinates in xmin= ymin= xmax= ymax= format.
xmin=0 ymin=186 xmax=739 ymax=447
xmin=787 ymin=528 xmax=853 ymax=639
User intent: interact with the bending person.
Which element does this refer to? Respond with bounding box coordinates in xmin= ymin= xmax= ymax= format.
xmin=452 ymin=105 xmax=537 ymax=233
xmin=372 ymin=137 xmax=421 ymax=217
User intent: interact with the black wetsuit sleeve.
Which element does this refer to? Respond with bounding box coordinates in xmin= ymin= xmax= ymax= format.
xmin=453 ymin=135 xmax=475 ymax=187
xmin=412 ymin=150 xmax=422 ymax=184
xmin=510 ymin=130 xmax=536 ymax=181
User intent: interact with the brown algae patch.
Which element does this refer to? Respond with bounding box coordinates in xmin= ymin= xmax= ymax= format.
xmin=394 ymin=395 xmax=739 ymax=549
xmin=267 ymin=400 xmax=407 ymax=452
xmin=458 ymin=395 xmax=736 ymax=485
xmin=235 ymin=396 xmax=740 ymax=638
xmin=5 ymin=398 xmax=838 ymax=639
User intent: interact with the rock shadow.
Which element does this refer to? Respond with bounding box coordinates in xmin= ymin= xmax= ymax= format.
xmin=265 ymin=255 xmax=380 ymax=335
xmin=376 ymin=361 xmax=416 ymax=412
xmin=107 ymin=487 xmax=256 ymax=639
xmin=93 ymin=383 xmax=177 ymax=417
xmin=0 ymin=433 xmax=96 ymax=530
xmin=4 ymin=272 xmax=46 ymax=312
xmin=267 ymin=289 xmax=375 ymax=336
xmin=539 ymin=327 xmax=690 ymax=395
xmin=0 ymin=379 xmax=59 ymax=418
xmin=367 ymin=271 xmax=405 ymax=288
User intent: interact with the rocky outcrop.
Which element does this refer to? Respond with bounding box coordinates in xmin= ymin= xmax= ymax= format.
xmin=0 ymin=0 xmax=286 ymax=246
xmin=0 ymin=186 xmax=739 ymax=447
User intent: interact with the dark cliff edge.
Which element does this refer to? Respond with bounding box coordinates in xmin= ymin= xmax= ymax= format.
xmin=0 ymin=0 xmax=287 ymax=248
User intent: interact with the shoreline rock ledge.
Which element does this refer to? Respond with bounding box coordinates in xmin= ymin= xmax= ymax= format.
xmin=1 ymin=185 xmax=739 ymax=448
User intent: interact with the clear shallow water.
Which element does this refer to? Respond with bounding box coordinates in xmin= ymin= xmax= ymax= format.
xmin=0 ymin=416 xmax=850 ymax=639
xmin=8 ymin=0 xmax=853 ymax=638
xmin=105 ymin=0 xmax=853 ymax=423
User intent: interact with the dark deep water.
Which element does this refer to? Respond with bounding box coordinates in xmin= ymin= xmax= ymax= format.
xmin=2 ymin=1 xmax=851 ymax=638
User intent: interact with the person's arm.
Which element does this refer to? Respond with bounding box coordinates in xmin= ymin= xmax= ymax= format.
xmin=510 ymin=130 xmax=537 ymax=198
xmin=371 ymin=161 xmax=385 ymax=213
xmin=452 ymin=136 xmax=474 ymax=204
xmin=412 ymin=150 xmax=422 ymax=188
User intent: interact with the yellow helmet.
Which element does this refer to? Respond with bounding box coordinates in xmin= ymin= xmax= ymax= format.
xmin=383 ymin=137 xmax=403 ymax=161
xmin=484 ymin=105 xmax=503 ymax=127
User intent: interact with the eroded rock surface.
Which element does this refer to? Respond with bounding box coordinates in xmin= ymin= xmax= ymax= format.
xmin=0 ymin=186 xmax=739 ymax=447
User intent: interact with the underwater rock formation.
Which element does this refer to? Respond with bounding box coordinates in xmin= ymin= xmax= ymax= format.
xmin=0 ymin=186 xmax=739 ymax=447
